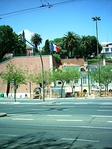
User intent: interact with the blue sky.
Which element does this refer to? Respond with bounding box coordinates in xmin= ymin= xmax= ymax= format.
xmin=0 ymin=0 xmax=112 ymax=47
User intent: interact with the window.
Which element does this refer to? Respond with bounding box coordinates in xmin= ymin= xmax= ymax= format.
xmin=80 ymin=68 xmax=85 ymax=72
xmin=74 ymin=79 xmax=78 ymax=83
xmin=66 ymin=80 xmax=70 ymax=84
xmin=111 ymin=48 xmax=112 ymax=52
xmin=82 ymin=77 xmax=87 ymax=84
xmin=105 ymin=48 xmax=109 ymax=52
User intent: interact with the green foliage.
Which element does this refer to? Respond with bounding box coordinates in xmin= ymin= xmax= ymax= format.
xmin=42 ymin=39 xmax=50 ymax=54
xmin=0 ymin=25 xmax=26 ymax=60
xmin=48 ymin=33 xmax=102 ymax=60
xmin=84 ymin=35 xmax=102 ymax=58
xmin=31 ymin=33 xmax=42 ymax=55
xmin=0 ymin=62 xmax=27 ymax=85
xmin=100 ymin=65 xmax=112 ymax=85
xmin=53 ymin=53 xmax=61 ymax=64
xmin=29 ymin=69 xmax=52 ymax=86
xmin=14 ymin=33 xmax=26 ymax=56
xmin=0 ymin=62 xmax=27 ymax=96
xmin=50 ymin=38 xmax=63 ymax=47
xmin=91 ymin=65 xmax=112 ymax=91
xmin=51 ymin=68 xmax=80 ymax=97
xmin=63 ymin=31 xmax=80 ymax=58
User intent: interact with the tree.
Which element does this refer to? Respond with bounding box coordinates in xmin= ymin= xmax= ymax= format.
xmin=53 ymin=53 xmax=61 ymax=64
xmin=50 ymin=38 xmax=67 ymax=59
xmin=0 ymin=62 xmax=27 ymax=97
xmin=29 ymin=69 xmax=52 ymax=100
xmin=91 ymin=65 xmax=112 ymax=93
xmin=81 ymin=36 xmax=91 ymax=59
xmin=51 ymin=68 xmax=80 ymax=97
xmin=0 ymin=25 xmax=26 ymax=60
xmin=48 ymin=33 xmax=102 ymax=59
xmin=81 ymin=36 xmax=102 ymax=59
xmin=14 ymin=33 xmax=26 ymax=56
xmin=42 ymin=39 xmax=50 ymax=54
xmin=31 ymin=33 xmax=42 ymax=55
xmin=30 ymin=69 xmax=52 ymax=86
xmin=63 ymin=32 xmax=80 ymax=58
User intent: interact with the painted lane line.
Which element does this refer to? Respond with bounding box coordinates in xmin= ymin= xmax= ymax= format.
xmin=9 ymin=114 xmax=33 ymax=117
xmin=47 ymin=115 xmax=71 ymax=117
xmin=0 ymin=134 xmax=19 ymax=137
xmin=91 ymin=115 xmax=112 ymax=118
xmin=108 ymin=121 xmax=112 ymax=123
xmin=31 ymin=109 xmax=47 ymax=111
xmin=68 ymin=125 xmax=112 ymax=130
xmin=99 ymin=106 xmax=112 ymax=108
xmin=60 ymin=138 xmax=99 ymax=143
xmin=57 ymin=119 xmax=83 ymax=122
xmin=74 ymin=102 xmax=88 ymax=105
xmin=78 ymin=139 xmax=99 ymax=142
xmin=12 ymin=118 xmax=33 ymax=121
xmin=100 ymin=102 xmax=112 ymax=105
xmin=97 ymin=110 xmax=112 ymax=112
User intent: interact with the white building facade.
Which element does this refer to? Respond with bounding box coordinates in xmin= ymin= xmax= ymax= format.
xmin=101 ymin=42 xmax=112 ymax=58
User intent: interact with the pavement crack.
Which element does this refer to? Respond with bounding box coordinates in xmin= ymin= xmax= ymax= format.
xmin=69 ymin=117 xmax=96 ymax=149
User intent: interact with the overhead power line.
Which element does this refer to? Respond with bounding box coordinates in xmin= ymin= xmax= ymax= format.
xmin=0 ymin=0 xmax=81 ymax=18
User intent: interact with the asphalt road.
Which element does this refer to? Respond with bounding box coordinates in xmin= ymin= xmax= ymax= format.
xmin=0 ymin=98 xmax=112 ymax=149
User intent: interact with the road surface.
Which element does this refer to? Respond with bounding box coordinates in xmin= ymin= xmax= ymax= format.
xmin=0 ymin=98 xmax=112 ymax=148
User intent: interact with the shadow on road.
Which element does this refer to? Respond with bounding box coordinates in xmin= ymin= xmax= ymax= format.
xmin=0 ymin=132 xmax=70 ymax=149
xmin=0 ymin=132 xmax=111 ymax=149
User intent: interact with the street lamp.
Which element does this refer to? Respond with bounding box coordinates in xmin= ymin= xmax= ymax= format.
xmin=20 ymin=31 xmax=45 ymax=102
xmin=92 ymin=16 xmax=101 ymax=96
xmin=92 ymin=17 xmax=101 ymax=56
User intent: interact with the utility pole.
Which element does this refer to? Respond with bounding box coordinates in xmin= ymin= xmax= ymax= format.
xmin=20 ymin=31 xmax=45 ymax=102
xmin=12 ymin=79 xmax=17 ymax=102
xmin=92 ymin=16 xmax=101 ymax=96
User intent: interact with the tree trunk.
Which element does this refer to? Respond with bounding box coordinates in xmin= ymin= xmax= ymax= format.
xmin=6 ymin=81 xmax=10 ymax=97
xmin=61 ymin=82 xmax=64 ymax=98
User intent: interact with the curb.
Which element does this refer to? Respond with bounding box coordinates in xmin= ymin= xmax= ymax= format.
xmin=0 ymin=113 xmax=7 ymax=117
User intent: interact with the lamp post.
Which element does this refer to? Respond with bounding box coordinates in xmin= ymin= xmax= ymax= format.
xmin=92 ymin=16 xmax=101 ymax=96
xmin=20 ymin=31 xmax=45 ymax=102
xmin=87 ymin=65 xmax=90 ymax=95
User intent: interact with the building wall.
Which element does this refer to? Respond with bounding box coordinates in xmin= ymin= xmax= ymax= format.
xmin=101 ymin=42 xmax=112 ymax=58
xmin=0 ymin=55 xmax=55 ymax=98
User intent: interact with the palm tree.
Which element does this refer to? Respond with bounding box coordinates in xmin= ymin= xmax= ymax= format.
xmin=63 ymin=32 xmax=80 ymax=58
xmin=81 ymin=36 xmax=91 ymax=59
xmin=31 ymin=33 xmax=42 ymax=55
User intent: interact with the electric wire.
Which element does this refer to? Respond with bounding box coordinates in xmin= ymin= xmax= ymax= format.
xmin=0 ymin=0 xmax=81 ymax=18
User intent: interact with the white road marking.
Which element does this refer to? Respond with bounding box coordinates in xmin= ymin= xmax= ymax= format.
xmin=100 ymin=102 xmax=112 ymax=105
xmin=47 ymin=115 xmax=71 ymax=117
xmin=0 ymin=134 xmax=19 ymax=137
xmin=31 ymin=109 xmax=46 ymax=111
xmin=91 ymin=115 xmax=112 ymax=118
xmin=99 ymin=106 xmax=112 ymax=108
xmin=107 ymin=121 xmax=112 ymax=123
xmin=67 ymin=125 xmax=112 ymax=130
xmin=74 ymin=102 xmax=88 ymax=104
xmin=12 ymin=118 xmax=33 ymax=121
xmin=60 ymin=138 xmax=99 ymax=142
xmin=78 ymin=138 xmax=99 ymax=142
xmin=9 ymin=114 xmax=32 ymax=117
xmin=97 ymin=110 xmax=112 ymax=112
xmin=57 ymin=119 xmax=83 ymax=122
